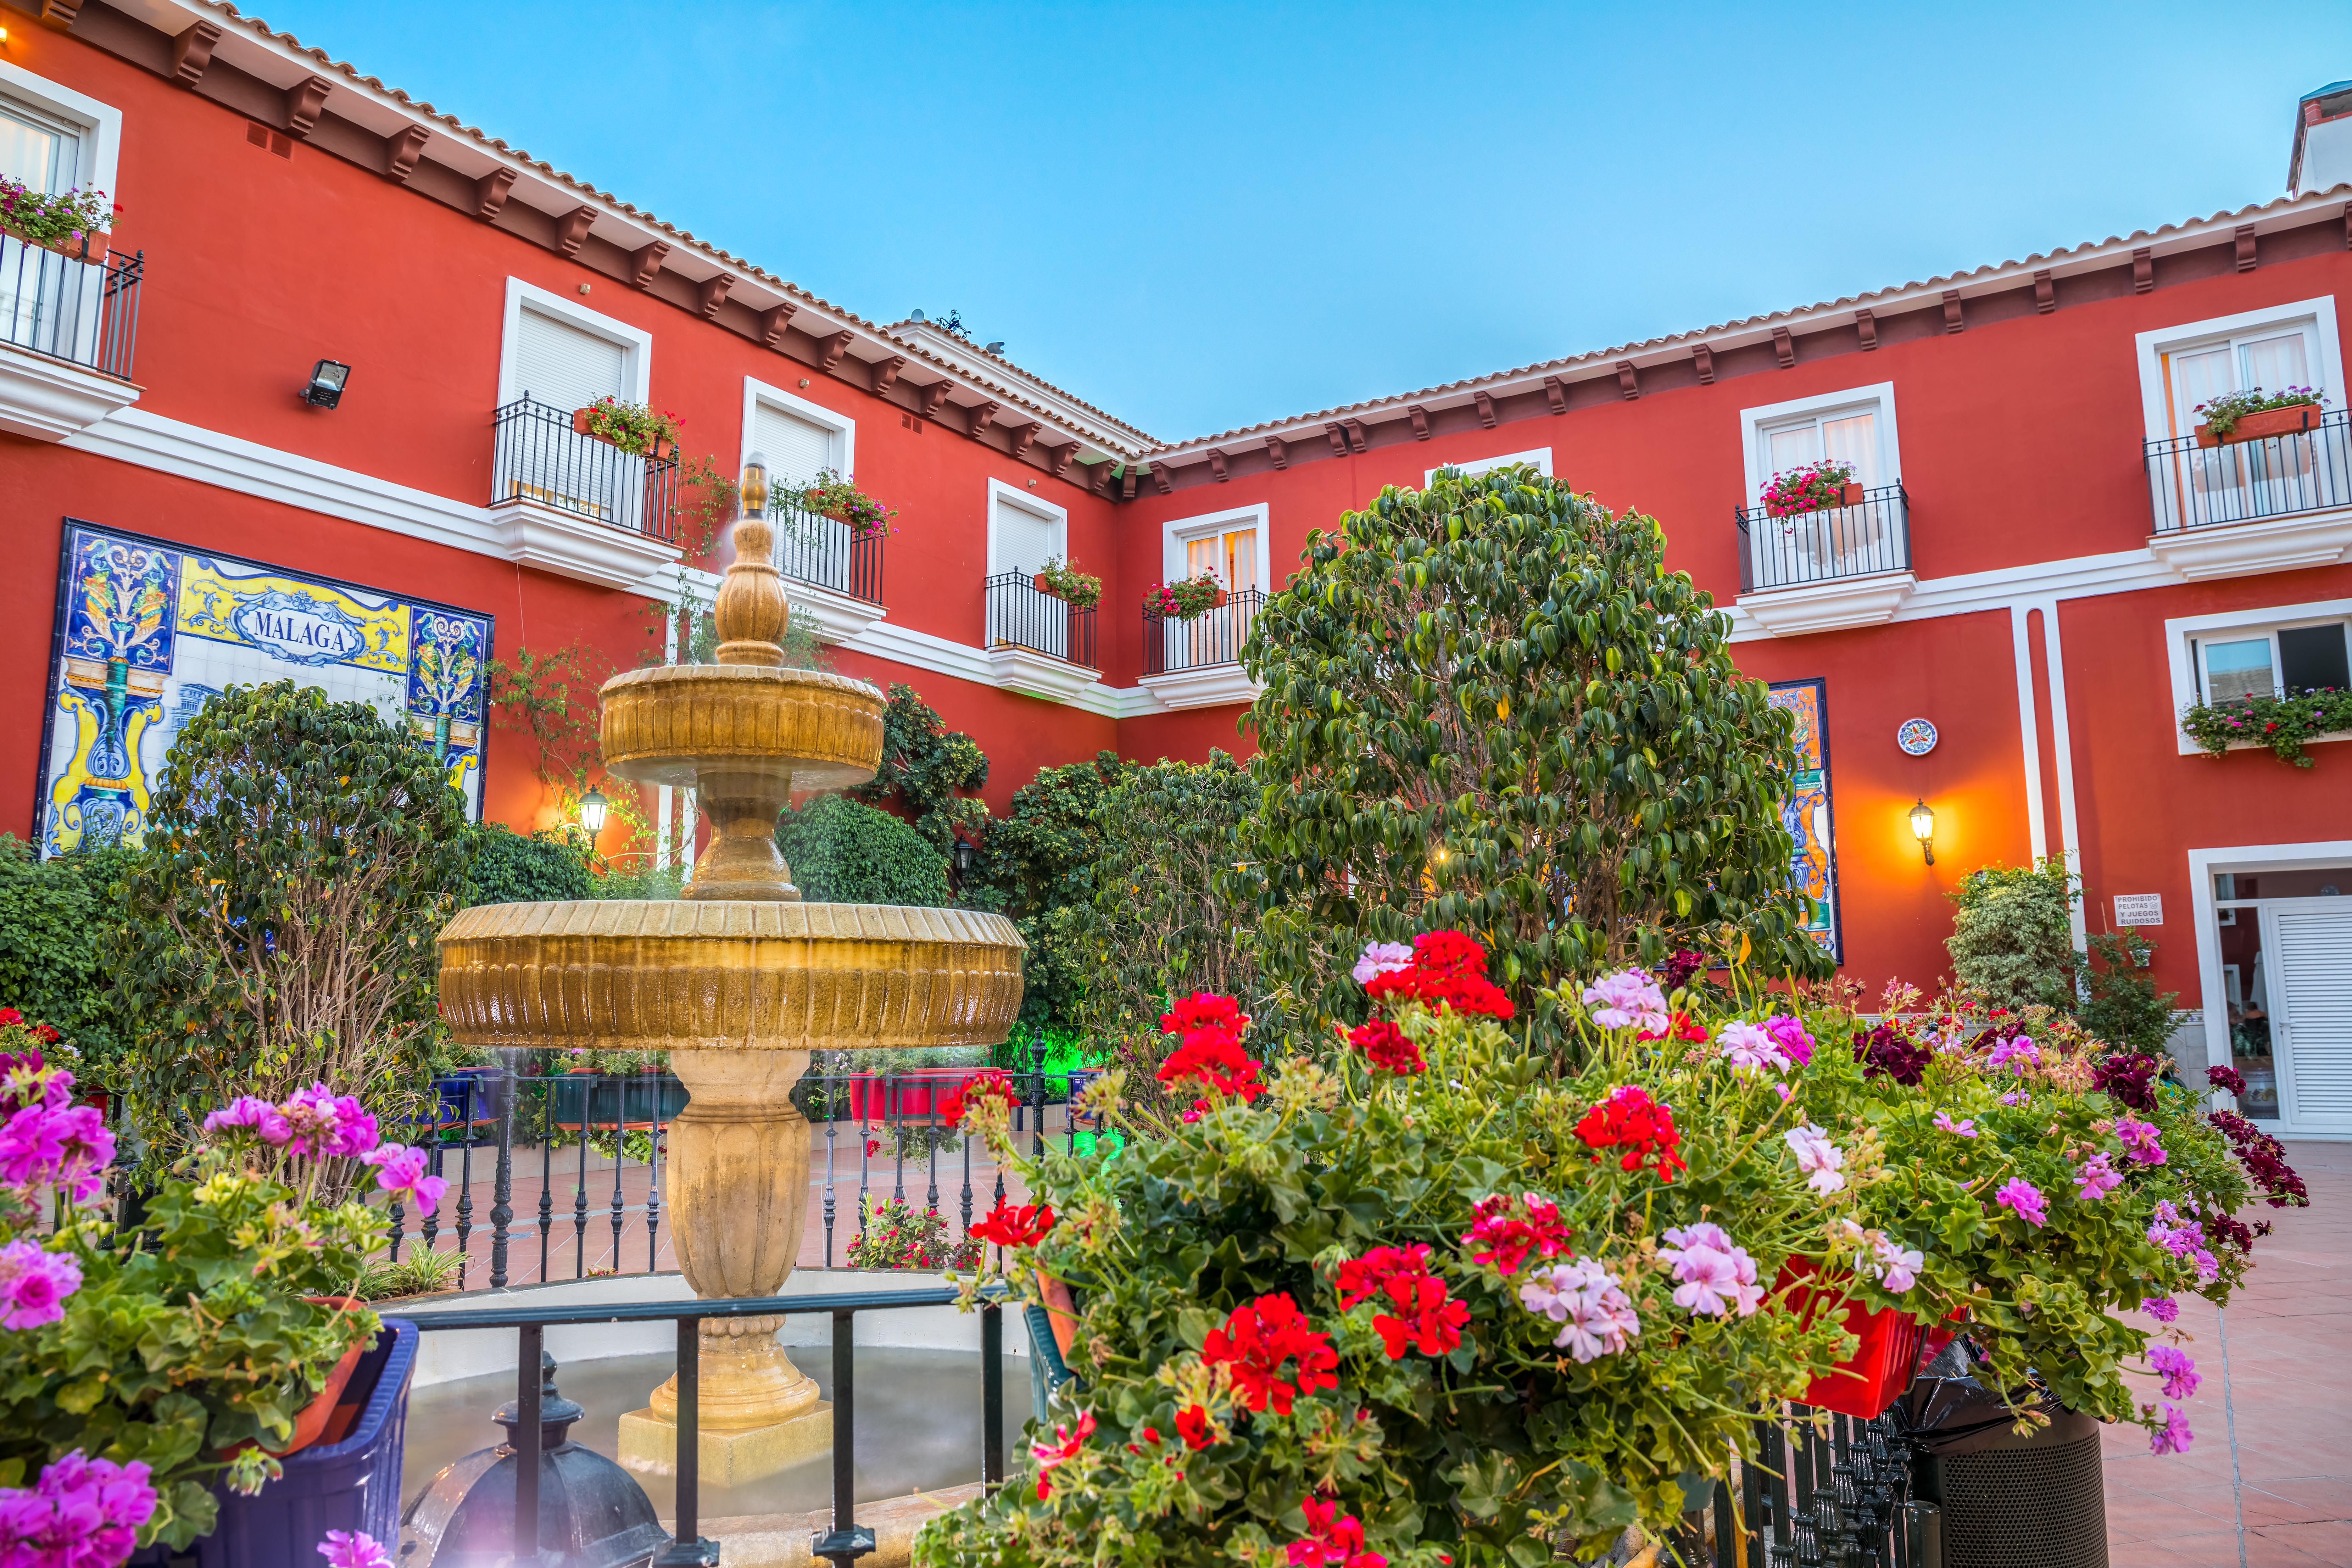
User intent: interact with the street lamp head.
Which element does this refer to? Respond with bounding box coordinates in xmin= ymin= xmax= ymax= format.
xmin=1908 ymin=798 xmax=1936 ymax=866
xmin=578 ymin=786 xmax=609 ymax=837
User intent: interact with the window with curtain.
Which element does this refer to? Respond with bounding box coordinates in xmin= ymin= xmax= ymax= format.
xmin=2163 ymin=327 xmax=2319 ymax=435
xmin=0 ymin=97 xmax=80 ymax=192
xmin=752 ymin=402 xmax=841 ymax=488
xmin=992 ymin=496 xmax=1059 ymax=576
xmin=1183 ymin=524 xmax=1258 ymax=590
xmin=1760 ymin=408 xmax=1879 ymax=493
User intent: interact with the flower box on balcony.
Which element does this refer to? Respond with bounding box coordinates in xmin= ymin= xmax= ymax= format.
xmin=569 ymin=397 xmax=679 ymax=459
xmin=2196 ymin=403 xmax=2322 ymax=447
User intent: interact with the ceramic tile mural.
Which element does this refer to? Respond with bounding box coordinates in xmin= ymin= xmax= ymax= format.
xmin=36 ymin=521 xmax=493 ymax=854
xmin=1768 ymin=677 xmax=1841 ymax=962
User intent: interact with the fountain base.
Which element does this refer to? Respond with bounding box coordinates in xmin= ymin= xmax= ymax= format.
xmin=618 ymin=1316 xmax=834 ymax=1486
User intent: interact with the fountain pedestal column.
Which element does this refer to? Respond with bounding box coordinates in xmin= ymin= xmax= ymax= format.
xmin=617 ymin=1048 xmax=832 ymax=1483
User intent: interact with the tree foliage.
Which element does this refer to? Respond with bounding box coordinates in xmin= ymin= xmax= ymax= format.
xmin=1241 ymin=464 xmax=1828 ymax=1027
xmin=460 ymin=822 xmax=593 ymax=908
xmin=776 ymin=793 xmax=953 ymax=906
xmin=849 ymin=683 xmax=990 ymax=854
xmin=2078 ymin=929 xmax=2180 ymax=1057
xmin=969 ymin=750 xmax=1128 ymax=1028
xmin=0 ymin=835 xmax=137 ymax=1081
xmin=1946 ymin=859 xmax=2079 ymax=1012
xmin=112 ymin=682 xmax=469 ymax=1167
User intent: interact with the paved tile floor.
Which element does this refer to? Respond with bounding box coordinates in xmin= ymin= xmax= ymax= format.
xmin=2102 ymin=1139 xmax=2350 ymax=1567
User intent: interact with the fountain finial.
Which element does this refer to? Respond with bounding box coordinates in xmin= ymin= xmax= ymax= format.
xmin=714 ymin=452 xmax=787 ymax=668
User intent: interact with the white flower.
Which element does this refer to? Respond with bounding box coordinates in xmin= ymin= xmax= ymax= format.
xmin=1783 ymin=1124 xmax=1846 ymax=1194
xmin=1716 ymin=1020 xmax=1791 ymax=1074
xmin=1521 ymin=1259 xmax=1640 ymax=1362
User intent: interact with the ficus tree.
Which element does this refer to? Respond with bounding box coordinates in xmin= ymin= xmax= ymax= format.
xmin=1241 ymin=463 xmax=1830 ymax=1028
xmin=112 ymin=681 xmax=470 ymax=1172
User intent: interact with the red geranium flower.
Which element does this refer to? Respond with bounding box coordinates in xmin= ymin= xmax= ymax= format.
xmin=1158 ymin=1028 xmax=1265 ymax=1102
xmin=1161 ymin=992 xmax=1249 ymax=1037
xmin=969 ymin=1199 xmax=1055 ymax=1248
xmin=1030 ymin=1409 xmax=1096 ymax=1499
xmin=1635 ymin=1010 xmax=1708 ymax=1044
xmin=1288 ymin=1497 xmax=1387 ymax=1568
xmin=1347 ymin=1020 xmax=1424 ymax=1075
xmin=1460 ymin=1193 xmax=1572 ymax=1275
xmin=1175 ymin=1404 xmax=1216 ymax=1449
xmin=1202 ymin=1293 xmax=1338 ymax=1415
xmin=0 ymin=1009 xmax=19 ymax=1028
xmin=1408 ymin=930 xmax=1487 ymax=977
xmin=940 ymin=1068 xmax=1020 ymax=1128
xmin=1334 ymin=1244 xmax=1468 ymax=1359
xmin=1573 ymin=1084 xmax=1687 ymax=1182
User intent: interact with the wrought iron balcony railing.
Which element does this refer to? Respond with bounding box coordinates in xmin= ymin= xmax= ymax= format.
xmin=1735 ymin=482 xmax=1912 ymax=594
xmin=1142 ymin=586 xmax=1264 ymax=676
xmin=491 ymin=395 xmax=680 ymax=541
xmin=985 ymin=571 xmax=1097 ymax=669
xmin=0 ymin=234 xmax=140 ymax=379
xmin=2145 ymin=408 xmax=2352 ymax=533
xmin=773 ymin=496 xmax=884 ymax=604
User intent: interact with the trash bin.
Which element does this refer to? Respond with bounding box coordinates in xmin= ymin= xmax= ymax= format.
xmin=1901 ymin=1341 xmax=2107 ymax=1568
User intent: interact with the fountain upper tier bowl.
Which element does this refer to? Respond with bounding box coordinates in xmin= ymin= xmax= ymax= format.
xmin=437 ymin=899 xmax=1026 ymax=1052
xmin=598 ymin=664 xmax=886 ymax=792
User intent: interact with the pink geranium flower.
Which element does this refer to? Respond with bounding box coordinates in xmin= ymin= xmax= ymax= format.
xmin=1519 ymin=1258 xmax=1641 ymax=1363
xmin=2073 ymin=1152 xmax=2122 ymax=1200
xmin=1657 ymin=1222 xmax=1763 ymax=1317
xmin=2149 ymin=1345 xmax=2200 ymax=1401
xmin=0 ymin=1239 xmax=82 ymax=1329
xmin=1933 ymin=1111 xmax=1978 ymax=1138
xmin=1579 ymin=970 xmax=1667 ymax=1034
xmin=1995 ymin=1177 xmax=2047 ymax=1227
xmin=2150 ymin=1401 xmax=2194 ymax=1455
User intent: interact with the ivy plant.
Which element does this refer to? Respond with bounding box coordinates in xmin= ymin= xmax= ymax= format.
xmin=2180 ymin=687 xmax=2352 ymax=768
xmin=1945 ymin=859 xmax=2079 ymax=1014
xmin=0 ymin=835 xmax=137 ymax=1082
xmin=849 ymin=683 xmax=991 ymax=855
xmin=775 ymin=793 xmax=953 ymax=906
xmin=1240 ymin=463 xmax=1827 ymax=1029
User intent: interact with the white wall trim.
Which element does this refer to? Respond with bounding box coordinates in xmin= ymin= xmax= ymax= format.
xmin=2009 ymin=604 xmax=2049 ymax=863
xmin=2134 ymin=295 xmax=2344 ymax=442
xmin=2034 ymin=598 xmax=2088 ymax=952
xmin=2189 ymin=838 xmax=2352 ymax=1138
xmin=739 ymin=376 xmax=855 ymax=481
xmin=985 ymin=478 xmax=1067 ymax=576
xmin=0 ymin=59 xmax=122 ymax=203
xmin=1427 ymin=447 xmax=1552 ymax=485
xmin=496 ymin=277 xmax=653 ymax=409
xmin=1160 ymin=501 xmax=1272 ymax=589
xmin=2162 ymin=595 xmax=2352 ymax=755
xmin=1737 ymin=380 xmax=1902 ymax=506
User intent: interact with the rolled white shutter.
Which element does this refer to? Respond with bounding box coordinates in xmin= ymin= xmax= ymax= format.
xmin=514 ymin=308 xmax=627 ymax=411
xmin=753 ymin=403 xmax=839 ymax=487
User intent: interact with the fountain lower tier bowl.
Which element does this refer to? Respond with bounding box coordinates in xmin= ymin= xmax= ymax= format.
xmin=437 ymin=900 xmax=1025 ymax=1051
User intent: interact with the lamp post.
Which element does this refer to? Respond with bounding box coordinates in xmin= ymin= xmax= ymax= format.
xmin=1907 ymin=799 xmax=1936 ymax=866
xmin=578 ymin=787 xmax=609 ymax=842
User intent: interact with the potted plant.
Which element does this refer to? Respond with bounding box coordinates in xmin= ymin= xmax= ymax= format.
xmin=0 ymin=177 xmax=113 ymax=261
xmin=570 ymin=396 xmax=682 ymax=458
xmin=1761 ymin=459 xmax=1863 ymax=517
xmin=1142 ymin=573 xmax=1227 ymax=620
xmin=2194 ymin=386 xmax=2329 ymax=446
xmin=1031 ymin=557 xmax=1103 ymax=610
xmin=800 ymin=468 xmax=897 ymax=539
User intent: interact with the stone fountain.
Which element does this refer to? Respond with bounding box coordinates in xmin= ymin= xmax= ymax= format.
xmin=436 ymin=457 xmax=1026 ymax=1485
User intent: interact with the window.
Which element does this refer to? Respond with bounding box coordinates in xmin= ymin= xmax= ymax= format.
xmin=1740 ymin=383 xmax=1900 ymax=504
xmin=0 ymin=65 xmax=121 ymax=362
xmin=1427 ymin=447 xmax=1551 ymax=485
xmin=2166 ymin=597 xmax=2352 ymax=755
xmin=1167 ymin=503 xmax=1270 ymax=594
xmin=741 ymin=379 xmax=853 ymax=489
xmin=0 ymin=96 xmax=80 ymax=192
xmin=2153 ymin=318 xmax=2329 ymax=441
xmin=514 ymin=309 xmax=625 ymax=410
xmin=989 ymin=480 xmax=1065 ymax=576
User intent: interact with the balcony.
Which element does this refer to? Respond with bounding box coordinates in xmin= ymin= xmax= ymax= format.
xmin=0 ymin=235 xmax=141 ymax=440
xmin=984 ymin=571 xmax=1098 ymax=703
xmin=1733 ymin=483 xmax=1915 ymax=636
xmin=488 ymin=396 xmax=682 ymax=590
xmin=773 ymin=496 xmax=886 ymax=643
xmin=2144 ymin=411 xmax=2352 ymax=581
xmin=1140 ymin=588 xmax=1268 ymax=709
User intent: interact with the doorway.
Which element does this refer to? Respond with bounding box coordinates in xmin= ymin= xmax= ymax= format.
xmin=2199 ymin=853 xmax=2352 ymax=1137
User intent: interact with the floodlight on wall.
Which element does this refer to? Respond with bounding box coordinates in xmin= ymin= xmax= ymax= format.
xmin=301 ymin=359 xmax=351 ymax=408
xmin=1907 ymin=799 xmax=1936 ymax=866
xmin=578 ymin=787 xmax=609 ymax=837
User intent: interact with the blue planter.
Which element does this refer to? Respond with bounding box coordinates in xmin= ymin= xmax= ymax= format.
xmin=132 ymin=1318 xmax=417 ymax=1567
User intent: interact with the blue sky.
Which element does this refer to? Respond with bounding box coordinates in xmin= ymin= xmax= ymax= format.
xmin=259 ymin=1 xmax=2352 ymax=443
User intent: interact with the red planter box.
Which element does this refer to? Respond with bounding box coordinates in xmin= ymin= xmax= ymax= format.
xmin=845 ymin=1068 xmax=978 ymax=1123
xmin=2195 ymin=403 xmax=2321 ymax=447
xmin=1779 ymin=1261 xmax=1926 ymax=1419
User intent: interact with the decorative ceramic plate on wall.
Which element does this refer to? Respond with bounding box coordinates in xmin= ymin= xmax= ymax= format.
xmin=1896 ymin=718 xmax=1938 ymax=756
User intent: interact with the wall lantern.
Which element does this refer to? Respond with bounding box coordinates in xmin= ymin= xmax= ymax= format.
xmin=301 ymin=359 xmax=351 ymax=408
xmin=578 ymin=787 xmax=609 ymax=838
xmin=953 ymin=838 xmax=977 ymax=880
xmin=1907 ymin=799 xmax=1936 ymax=865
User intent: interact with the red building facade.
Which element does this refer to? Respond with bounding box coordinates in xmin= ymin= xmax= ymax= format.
xmin=5 ymin=6 xmax=2351 ymax=1133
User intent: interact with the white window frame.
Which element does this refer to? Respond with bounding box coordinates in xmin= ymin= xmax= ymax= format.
xmin=987 ymin=478 xmax=1066 ymax=577
xmin=1427 ymin=447 xmax=1552 ymax=485
xmin=1163 ymin=501 xmax=1272 ymax=591
xmin=2163 ymin=595 xmax=2352 ymax=755
xmin=0 ymin=61 xmax=121 ymax=198
xmin=1739 ymin=382 xmax=1901 ymax=507
xmin=495 ymin=277 xmax=652 ymax=409
xmin=2134 ymin=296 xmax=2345 ymax=442
xmin=739 ymin=376 xmax=855 ymax=483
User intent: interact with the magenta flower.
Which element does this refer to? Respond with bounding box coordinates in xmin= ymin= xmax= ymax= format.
xmin=319 ymin=1529 xmax=396 ymax=1568
xmin=1718 ymin=1021 xmax=1792 ymax=1074
xmin=1518 ymin=1258 xmax=1641 ymax=1363
xmin=0 ymin=1102 xmax=114 ymax=1202
xmin=1580 ymin=970 xmax=1668 ymax=1034
xmin=2150 ymin=1401 xmax=2194 ymax=1455
xmin=1995 ymin=1177 xmax=2047 ymax=1227
xmin=359 ymin=1143 xmax=448 ymax=1210
xmin=2073 ymin=1152 xmax=2122 ymax=1200
xmin=1762 ymin=1014 xmax=1815 ymax=1065
xmin=1657 ymin=1222 xmax=1763 ymax=1317
xmin=1350 ymin=941 xmax=1414 ymax=986
xmin=1782 ymin=1124 xmax=1846 ymax=1193
xmin=203 ymin=1095 xmax=291 ymax=1145
xmin=2149 ymin=1345 xmax=2200 ymax=1401
xmin=2145 ymin=1295 xmax=2180 ymax=1323
xmin=2000 ymin=1089 xmax=2030 ymax=1106
xmin=0 ymin=1451 xmax=155 ymax=1567
xmin=0 ymin=1239 xmax=83 ymax=1330
xmin=282 ymin=1084 xmax=380 ymax=1159
xmin=1986 ymin=1035 xmax=2041 ymax=1073
xmin=1933 ymin=1111 xmax=1978 ymax=1138
xmin=2114 ymin=1117 xmax=2167 ymax=1166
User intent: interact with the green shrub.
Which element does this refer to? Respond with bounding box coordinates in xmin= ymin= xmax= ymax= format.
xmin=2079 ymin=929 xmax=2181 ymax=1056
xmin=849 ymin=683 xmax=989 ymax=853
xmin=776 ymin=793 xmax=953 ymax=905
xmin=1946 ymin=858 xmax=2079 ymax=1011
xmin=0 ymin=834 xmax=138 ymax=1082
xmin=968 ymin=752 xmax=1128 ymax=1028
xmin=1241 ymin=463 xmax=1828 ymax=1029
xmin=460 ymin=821 xmax=593 ymax=906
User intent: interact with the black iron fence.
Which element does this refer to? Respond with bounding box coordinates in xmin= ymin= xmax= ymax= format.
xmin=774 ymin=496 xmax=884 ymax=604
xmin=0 ymin=234 xmax=140 ymax=380
xmin=1735 ymin=483 xmax=1912 ymax=594
xmin=1142 ymin=587 xmax=1263 ymax=676
xmin=984 ymin=572 xmax=1098 ymax=669
xmin=392 ymin=1051 xmax=1105 ymax=1289
xmin=2145 ymin=408 xmax=2352 ymax=533
xmin=491 ymin=395 xmax=681 ymax=542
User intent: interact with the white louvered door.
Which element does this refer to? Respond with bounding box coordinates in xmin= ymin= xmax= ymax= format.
xmin=2265 ymin=900 xmax=2352 ymax=1134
